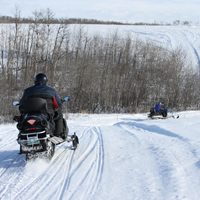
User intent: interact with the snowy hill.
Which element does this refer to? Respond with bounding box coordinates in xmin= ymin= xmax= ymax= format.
xmin=71 ymin=24 xmax=200 ymax=72
xmin=1 ymin=24 xmax=199 ymax=71
xmin=1 ymin=24 xmax=200 ymax=200
xmin=1 ymin=111 xmax=200 ymax=200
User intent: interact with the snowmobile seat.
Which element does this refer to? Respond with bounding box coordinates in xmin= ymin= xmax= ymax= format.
xmin=19 ymin=97 xmax=49 ymax=114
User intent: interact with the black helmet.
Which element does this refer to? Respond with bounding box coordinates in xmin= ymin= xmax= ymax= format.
xmin=34 ymin=73 xmax=48 ymax=85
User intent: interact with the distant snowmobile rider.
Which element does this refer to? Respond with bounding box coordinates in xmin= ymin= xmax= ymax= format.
xmin=19 ymin=73 xmax=68 ymax=140
xmin=154 ymin=102 xmax=167 ymax=117
xmin=155 ymin=102 xmax=162 ymax=112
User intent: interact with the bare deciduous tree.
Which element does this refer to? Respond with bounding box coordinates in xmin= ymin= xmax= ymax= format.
xmin=0 ymin=9 xmax=199 ymax=122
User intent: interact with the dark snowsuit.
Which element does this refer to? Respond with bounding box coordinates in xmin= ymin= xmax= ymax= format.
xmin=20 ymin=84 xmax=67 ymax=137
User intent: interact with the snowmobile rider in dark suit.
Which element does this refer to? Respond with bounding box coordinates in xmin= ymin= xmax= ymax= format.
xmin=19 ymin=72 xmax=68 ymax=140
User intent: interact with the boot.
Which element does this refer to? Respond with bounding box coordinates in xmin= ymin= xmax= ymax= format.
xmin=61 ymin=126 xmax=69 ymax=141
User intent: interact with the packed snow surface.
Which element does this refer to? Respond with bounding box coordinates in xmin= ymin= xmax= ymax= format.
xmin=1 ymin=111 xmax=200 ymax=200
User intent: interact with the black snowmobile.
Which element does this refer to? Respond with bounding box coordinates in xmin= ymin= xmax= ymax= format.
xmin=148 ymin=107 xmax=179 ymax=119
xmin=148 ymin=107 xmax=170 ymax=119
xmin=13 ymin=97 xmax=79 ymax=161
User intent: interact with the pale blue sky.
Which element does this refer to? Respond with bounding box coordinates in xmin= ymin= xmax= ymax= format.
xmin=0 ymin=0 xmax=199 ymax=23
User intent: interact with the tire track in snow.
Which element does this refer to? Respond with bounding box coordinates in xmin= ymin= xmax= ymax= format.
xmin=0 ymin=154 xmax=26 ymax=200
xmin=7 ymin=144 xmax=73 ymax=200
xmin=0 ymin=142 xmax=69 ymax=199
xmin=5 ymin=126 xmax=104 ymax=200
xmin=66 ymin=126 xmax=104 ymax=200
xmin=54 ymin=150 xmax=75 ymax=200
xmin=83 ymin=127 xmax=104 ymax=198
xmin=0 ymin=133 xmax=18 ymax=150
xmin=179 ymin=29 xmax=200 ymax=70
xmin=4 ymin=128 xmax=89 ymax=200
xmin=0 ymin=153 xmax=24 ymax=178
xmin=114 ymin=123 xmax=164 ymax=199
xmin=118 ymin=122 xmax=200 ymax=199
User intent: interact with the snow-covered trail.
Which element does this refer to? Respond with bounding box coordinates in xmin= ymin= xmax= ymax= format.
xmin=1 ymin=112 xmax=200 ymax=200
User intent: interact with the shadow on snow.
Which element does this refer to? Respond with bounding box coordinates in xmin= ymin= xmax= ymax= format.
xmin=114 ymin=119 xmax=187 ymax=141
xmin=0 ymin=150 xmax=25 ymax=169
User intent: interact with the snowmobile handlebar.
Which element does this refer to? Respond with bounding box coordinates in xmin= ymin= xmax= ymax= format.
xmin=13 ymin=96 xmax=70 ymax=106
xmin=13 ymin=101 xmax=20 ymax=106
xmin=62 ymin=96 xmax=70 ymax=102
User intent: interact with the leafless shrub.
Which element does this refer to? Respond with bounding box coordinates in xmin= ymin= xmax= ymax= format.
xmin=0 ymin=10 xmax=199 ymax=122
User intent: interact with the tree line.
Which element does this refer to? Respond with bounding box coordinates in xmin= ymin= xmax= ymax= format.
xmin=0 ymin=9 xmax=199 ymax=122
xmin=0 ymin=7 xmax=194 ymax=26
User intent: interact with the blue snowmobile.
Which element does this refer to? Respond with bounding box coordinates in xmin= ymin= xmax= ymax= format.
xmin=148 ymin=102 xmax=177 ymax=119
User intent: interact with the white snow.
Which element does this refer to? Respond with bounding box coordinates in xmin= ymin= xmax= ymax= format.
xmin=71 ymin=24 xmax=200 ymax=72
xmin=1 ymin=25 xmax=200 ymax=200
xmin=1 ymin=111 xmax=200 ymax=200
xmin=1 ymin=24 xmax=200 ymax=71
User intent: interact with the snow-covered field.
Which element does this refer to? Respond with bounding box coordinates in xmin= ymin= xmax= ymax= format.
xmin=1 ymin=24 xmax=200 ymax=200
xmin=73 ymin=24 xmax=200 ymax=72
xmin=1 ymin=24 xmax=200 ymax=71
xmin=1 ymin=111 xmax=200 ymax=200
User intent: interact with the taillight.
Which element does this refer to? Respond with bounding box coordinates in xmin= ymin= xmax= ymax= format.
xmin=27 ymin=120 xmax=36 ymax=125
